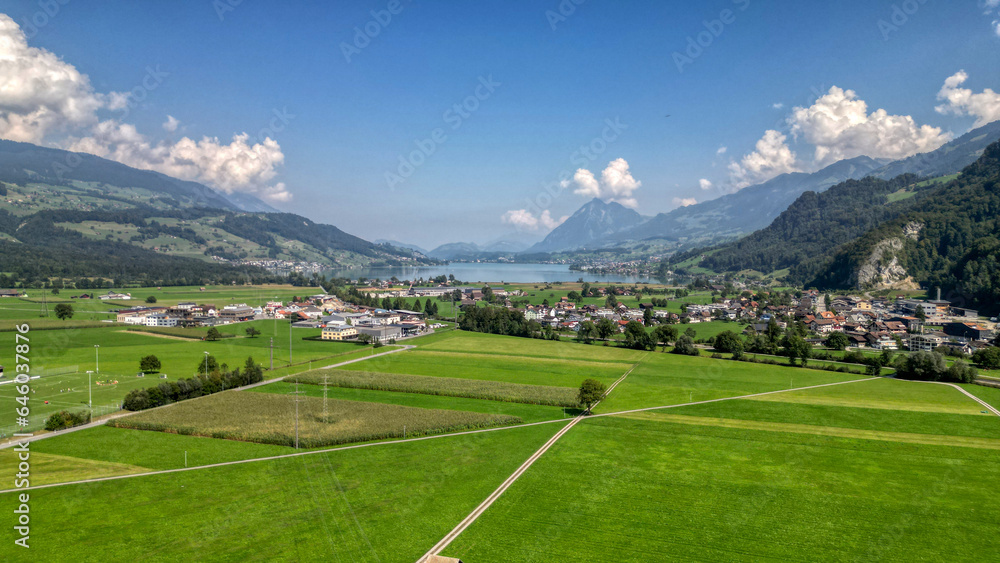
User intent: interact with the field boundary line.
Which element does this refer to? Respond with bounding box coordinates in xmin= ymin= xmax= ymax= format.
xmin=0 ymin=417 xmax=568 ymax=494
xmin=0 ymin=373 xmax=874 ymax=495
xmin=902 ymin=379 xmax=1000 ymax=417
xmin=0 ymin=345 xmax=417 ymax=450
xmin=589 ymin=377 xmax=877 ymax=419
xmin=415 ymin=362 xmax=641 ymax=562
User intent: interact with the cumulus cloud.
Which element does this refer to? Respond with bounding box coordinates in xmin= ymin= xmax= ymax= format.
xmin=788 ymin=86 xmax=950 ymax=165
xmin=672 ymin=197 xmax=698 ymax=208
xmin=716 ymin=146 xmax=727 ymax=155
xmin=67 ymin=122 xmax=290 ymax=201
xmin=772 ymin=103 xmax=784 ymax=110
xmin=561 ymin=158 xmax=642 ymax=208
xmin=162 ymin=115 xmax=180 ymax=132
xmin=0 ymin=14 xmax=108 ymax=143
xmin=727 ymin=130 xmax=800 ymax=189
xmin=567 ymin=168 xmax=600 ymax=198
xmin=500 ymin=209 xmax=567 ymax=232
xmin=935 ymin=70 xmax=1000 ymax=128
xmin=698 ymin=178 xmax=713 ymax=190
xmin=0 ymin=14 xmax=290 ymax=203
xmin=994 ymin=20 xmax=1000 ymax=36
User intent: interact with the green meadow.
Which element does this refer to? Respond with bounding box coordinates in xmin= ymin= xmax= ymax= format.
xmin=14 ymin=423 xmax=562 ymax=562
xmin=347 ymin=347 xmax=633 ymax=388
xmin=593 ymin=351 xmax=858 ymax=413
xmin=0 ymin=319 xmax=373 ymax=432
xmin=444 ymin=413 xmax=1000 ymax=562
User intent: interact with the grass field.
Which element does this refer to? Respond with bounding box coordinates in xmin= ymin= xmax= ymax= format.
xmin=352 ymin=348 xmax=632 ymax=388
xmin=0 ymin=320 xmax=374 ymax=432
xmin=593 ymin=352 xmax=858 ymax=413
xmin=256 ymin=382 xmax=572 ymax=423
xmin=288 ymin=369 xmax=581 ymax=406
xmin=12 ymin=422 xmax=562 ymax=561
xmin=7 ymin=315 xmax=1000 ymax=560
xmin=443 ymin=412 xmax=1000 ymax=561
xmin=108 ymin=390 xmax=522 ymax=447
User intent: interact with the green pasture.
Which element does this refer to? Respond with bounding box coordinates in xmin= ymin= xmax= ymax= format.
xmin=593 ymin=352 xmax=858 ymax=413
xmin=257 ymin=382 xmax=571 ymax=423
xmin=0 ymin=321 xmax=373 ymax=432
xmin=347 ymin=348 xmax=631 ymax=388
xmin=444 ymin=414 xmax=1000 ymax=562
xmin=9 ymin=422 xmax=562 ymax=562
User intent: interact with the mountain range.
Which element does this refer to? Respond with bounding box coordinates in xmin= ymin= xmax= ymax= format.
xmin=0 ymin=140 xmax=435 ymax=286
xmin=526 ymin=120 xmax=1000 ymax=255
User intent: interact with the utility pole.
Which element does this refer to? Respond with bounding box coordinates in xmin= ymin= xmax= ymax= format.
xmin=94 ymin=345 xmax=100 ymax=374
xmin=86 ymin=370 xmax=93 ymax=422
xmin=293 ymin=380 xmax=302 ymax=449
xmin=269 ymin=337 xmax=274 ymax=370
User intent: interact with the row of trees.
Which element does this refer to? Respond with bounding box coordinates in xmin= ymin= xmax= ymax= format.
xmin=122 ymin=356 xmax=264 ymax=411
xmin=893 ymin=351 xmax=978 ymax=383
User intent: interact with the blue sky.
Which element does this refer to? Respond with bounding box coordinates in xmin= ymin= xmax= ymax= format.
xmin=3 ymin=0 xmax=1000 ymax=248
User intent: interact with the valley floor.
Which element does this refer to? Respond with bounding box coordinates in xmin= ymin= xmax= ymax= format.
xmin=2 ymin=329 xmax=998 ymax=562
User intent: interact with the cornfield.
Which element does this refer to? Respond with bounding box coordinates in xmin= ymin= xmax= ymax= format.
xmin=108 ymin=391 xmax=522 ymax=447
xmin=288 ymin=369 xmax=580 ymax=407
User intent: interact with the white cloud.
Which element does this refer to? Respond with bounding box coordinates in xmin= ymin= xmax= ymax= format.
xmin=788 ymin=86 xmax=950 ymax=165
xmin=727 ymin=130 xmax=799 ymax=190
xmin=500 ymin=209 xmax=567 ymax=232
xmin=0 ymin=15 xmax=290 ymax=203
xmin=0 ymin=14 xmax=108 ymax=143
xmin=994 ymin=20 xmax=1000 ymax=36
xmin=567 ymin=168 xmax=600 ymax=198
xmin=936 ymin=70 xmax=1000 ymax=128
xmin=716 ymin=146 xmax=727 ymax=155
xmin=68 ymin=122 xmax=290 ymax=201
xmin=162 ymin=115 xmax=180 ymax=132
xmin=772 ymin=103 xmax=784 ymax=110
xmin=987 ymin=0 xmax=1000 ymax=10
xmin=561 ymin=158 xmax=642 ymax=208
xmin=672 ymin=197 xmax=698 ymax=208
xmin=698 ymin=178 xmax=713 ymax=190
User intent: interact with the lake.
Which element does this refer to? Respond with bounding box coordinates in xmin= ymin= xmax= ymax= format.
xmin=325 ymin=263 xmax=654 ymax=284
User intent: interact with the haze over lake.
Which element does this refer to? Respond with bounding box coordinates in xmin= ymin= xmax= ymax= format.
xmin=326 ymin=263 xmax=654 ymax=284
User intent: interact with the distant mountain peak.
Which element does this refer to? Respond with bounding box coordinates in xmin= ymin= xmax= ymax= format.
xmin=524 ymin=198 xmax=647 ymax=254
